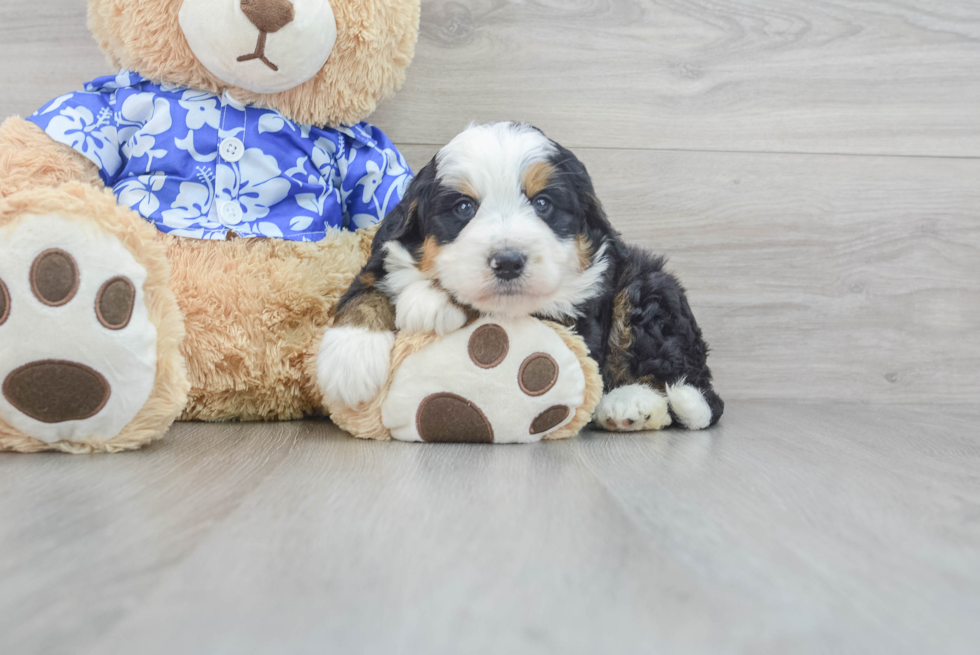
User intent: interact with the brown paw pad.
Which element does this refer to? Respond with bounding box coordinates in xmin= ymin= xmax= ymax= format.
xmin=531 ymin=406 xmax=571 ymax=435
xmin=2 ymin=360 xmax=111 ymax=424
xmin=519 ymin=353 xmax=559 ymax=396
xmin=468 ymin=323 xmax=509 ymax=369
xmin=96 ymin=277 xmax=136 ymax=330
xmin=416 ymin=393 xmax=494 ymax=443
xmin=30 ymin=249 xmax=79 ymax=307
xmin=0 ymin=278 xmax=8 ymax=326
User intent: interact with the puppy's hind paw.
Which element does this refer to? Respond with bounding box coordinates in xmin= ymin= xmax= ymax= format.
xmin=595 ymin=384 xmax=672 ymax=432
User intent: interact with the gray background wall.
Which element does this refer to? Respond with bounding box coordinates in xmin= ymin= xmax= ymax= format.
xmin=2 ymin=0 xmax=978 ymax=404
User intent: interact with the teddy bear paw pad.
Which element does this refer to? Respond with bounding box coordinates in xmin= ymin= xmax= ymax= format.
xmin=0 ymin=214 xmax=158 ymax=445
xmin=383 ymin=318 xmax=587 ymax=444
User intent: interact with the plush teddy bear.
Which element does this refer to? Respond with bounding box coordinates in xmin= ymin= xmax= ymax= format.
xmin=0 ymin=0 xmax=420 ymax=452
xmin=0 ymin=0 xmax=603 ymax=453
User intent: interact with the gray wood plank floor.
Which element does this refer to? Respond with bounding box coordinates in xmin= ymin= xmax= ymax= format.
xmin=2 ymin=403 xmax=979 ymax=655
xmin=2 ymin=3 xmax=980 ymax=653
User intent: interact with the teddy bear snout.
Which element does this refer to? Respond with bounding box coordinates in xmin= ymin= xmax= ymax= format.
xmin=237 ymin=0 xmax=296 ymax=72
xmin=241 ymin=0 xmax=296 ymax=35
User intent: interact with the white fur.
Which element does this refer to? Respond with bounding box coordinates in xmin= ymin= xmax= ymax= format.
xmin=317 ymin=326 xmax=395 ymax=408
xmin=436 ymin=122 xmax=557 ymax=197
xmin=666 ymin=383 xmax=713 ymax=430
xmin=394 ymin=281 xmax=467 ymax=335
xmin=0 ymin=215 xmax=157 ymax=443
xmin=595 ymin=384 xmax=672 ymax=432
xmin=379 ymin=242 xmax=467 ymax=335
xmin=179 ymin=0 xmax=338 ymax=94
xmin=430 ymin=122 xmax=606 ymax=319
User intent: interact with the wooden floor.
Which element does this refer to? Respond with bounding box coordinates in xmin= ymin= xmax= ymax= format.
xmin=2 ymin=1 xmax=980 ymax=653
xmin=1 ymin=403 xmax=979 ymax=655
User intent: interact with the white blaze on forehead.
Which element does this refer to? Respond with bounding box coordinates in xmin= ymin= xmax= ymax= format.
xmin=436 ymin=123 xmax=557 ymax=200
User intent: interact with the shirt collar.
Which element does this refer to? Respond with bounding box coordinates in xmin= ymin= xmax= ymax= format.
xmin=100 ymin=70 xmax=381 ymax=148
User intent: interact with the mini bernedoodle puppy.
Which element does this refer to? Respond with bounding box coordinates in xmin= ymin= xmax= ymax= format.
xmin=319 ymin=122 xmax=723 ymax=432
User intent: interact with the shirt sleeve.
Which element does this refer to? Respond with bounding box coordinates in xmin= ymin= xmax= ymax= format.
xmin=342 ymin=126 xmax=414 ymax=230
xmin=26 ymin=90 xmax=125 ymax=185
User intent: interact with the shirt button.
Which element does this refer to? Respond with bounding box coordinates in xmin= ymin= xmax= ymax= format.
xmin=220 ymin=137 xmax=245 ymax=163
xmin=219 ymin=201 xmax=244 ymax=225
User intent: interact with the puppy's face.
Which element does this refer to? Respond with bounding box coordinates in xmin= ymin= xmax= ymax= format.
xmin=385 ymin=123 xmax=613 ymax=319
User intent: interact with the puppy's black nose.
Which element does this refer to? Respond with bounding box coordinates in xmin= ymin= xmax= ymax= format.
xmin=490 ymin=250 xmax=527 ymax=281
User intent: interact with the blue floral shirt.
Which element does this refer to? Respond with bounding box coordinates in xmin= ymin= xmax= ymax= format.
xmin=27 ymin=71 xmax=413 ymax=241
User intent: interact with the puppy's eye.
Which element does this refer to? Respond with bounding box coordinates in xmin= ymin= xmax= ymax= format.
xmin=533 ymin=196 xmax=553 ymax=216
xmin=453 ymin=199 xmax=477 ymax=220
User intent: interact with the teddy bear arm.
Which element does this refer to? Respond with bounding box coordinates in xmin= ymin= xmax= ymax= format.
xmin=0 ymin=117 xmax=102 ymax=199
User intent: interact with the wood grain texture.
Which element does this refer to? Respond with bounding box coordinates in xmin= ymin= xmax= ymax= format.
xmin=372 ymin=0 xmax=980 ymax=157
xmin=1 ymin=407 xmax=979 ymax=655
xmin=2 ymin=1 xmax=979 ymax=156
xmin=398 ymin=145 xmax=980 ymax=404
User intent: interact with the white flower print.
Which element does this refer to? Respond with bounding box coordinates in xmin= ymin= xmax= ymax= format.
xmin=118 ymin=93 xmax=173 ymax=170
xmin=216 ymin=148 xmax=291 ymax=223
xmin=161 ymin=167 xmax=216 ymax=229
xmin=258 ymin=222 xmax=284 ymax=238
xmin=117 ymin=173 xmax=166 ymax=217
xmin=258 ymin=113 xmax=287 ymax=135
xmin=351 ymin=213 xmax=382 ymax=229
xmin=357 ymin=160 xmax=384 ymax=204
xmin=45 ymin=105 xmax=122 ymax=176
xmin=178 ymin=90 xmax=221 ymax=130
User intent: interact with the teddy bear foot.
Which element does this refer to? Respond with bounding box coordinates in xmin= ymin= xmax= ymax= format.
xmin=372 ymin=318 xmax=601 ymax=444
xmin=0 ymin=186 xmax=189 ymax=453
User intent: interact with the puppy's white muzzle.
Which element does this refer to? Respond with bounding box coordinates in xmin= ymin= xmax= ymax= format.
xmin=179 ymin=0 xmax=337 ymax=95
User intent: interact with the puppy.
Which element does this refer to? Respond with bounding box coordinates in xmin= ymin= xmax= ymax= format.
xmin=319 ymin=122 xmax=723 ymax=431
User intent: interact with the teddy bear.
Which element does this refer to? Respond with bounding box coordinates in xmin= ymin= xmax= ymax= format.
xmin=0 ymin=0 xmax=602 ymax=453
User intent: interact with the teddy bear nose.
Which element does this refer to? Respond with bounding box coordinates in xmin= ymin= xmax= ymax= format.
xmin=240 ymin=0 xmax=296 ymax=34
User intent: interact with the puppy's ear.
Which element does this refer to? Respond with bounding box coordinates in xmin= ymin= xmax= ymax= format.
xmin=551 ymin=143 xmax=621 ymax=250
xmin=581 ymin=189 xmax=620 ymax=249
xmin=368 ymin=158 xmax=436 ymax=257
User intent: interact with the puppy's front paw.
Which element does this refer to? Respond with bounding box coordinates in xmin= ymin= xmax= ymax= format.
xmin=317 ymin=326 xmax=395 ymax=408
xmin=595 ymin=384 xmax=672 ymax=432
xmin=395 ymin=281 xmax=467 ymax=336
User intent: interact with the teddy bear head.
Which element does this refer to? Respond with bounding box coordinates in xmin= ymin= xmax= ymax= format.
xmin=87 ymin=0 xmax=421 ymax=127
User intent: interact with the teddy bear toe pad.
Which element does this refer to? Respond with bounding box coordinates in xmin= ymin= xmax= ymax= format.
xmin=382 ymin=318 xmax=587 ymax=444
xmin=0 ymin=214 xmax=157 ymax=444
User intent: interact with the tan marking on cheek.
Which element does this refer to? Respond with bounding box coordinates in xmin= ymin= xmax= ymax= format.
xmin=359 ymin=272 xmax=376 ymax=287
xmin=523 ymin=161 xmax=555 ymax=198
xmin=419 ymin=236 xmax=442 ymax=275
xmin=575 ymin=235 xmax=594 ymax=271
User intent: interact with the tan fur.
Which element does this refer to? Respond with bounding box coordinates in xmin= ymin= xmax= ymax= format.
xmin=170 ymin=226 xmax=376 ymax=422
xmin=522 ymin=161 xmax=554 ymax=198
xmin=87 ymin=0 xmax=420 ymax=127
xmin=419 ymin=236 xmax=441 ymax=274
xmin=542 ymin=321 xmax=604 ymax=440
xmin=0 ymin=184 xmax=189 ymax=453
xmin=453 ymin=182 xmax=479 ymax=200
xmin=575 ymin=234 xmax=594 ymax=272
xmin=606 ymin=289 xmax=661 ymax=391
xmin=328 ymin=321 xmax=602 ymax=442
xmin=334 ymin=289 xmax=397 ymax=332
xmin=0 ymin=118 xmax=102 ymax=199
